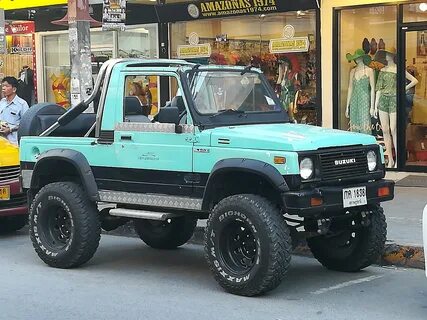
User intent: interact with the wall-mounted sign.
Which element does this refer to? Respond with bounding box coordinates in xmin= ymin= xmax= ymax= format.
xmin=193 ymin=0 xmax=278 ymax=19
xmin=102 ymin=0 xmax=126 ymax=31
xmin=283 ymin=25 xmax=295 ymax=39
xmin=269 ymin=37 xmax=309 ymax=54
xmin=5 ymin=22 xmax=35 ymax=55
xmin=5 ymin=22 xmax=35 ymax=35
xmin=188 ymin=32 xmax=199 ymax=45
xmin=177 ymin=43 xmax=211 ymax=59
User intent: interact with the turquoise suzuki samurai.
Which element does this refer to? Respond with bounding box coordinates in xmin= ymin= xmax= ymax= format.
xmin=19 ymin=59 xmax=394 ymax=296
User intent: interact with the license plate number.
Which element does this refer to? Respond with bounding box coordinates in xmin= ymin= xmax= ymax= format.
xmin=342 ymin=187 xmax=367 ymax=208
xmin=0 ymin=186 xmax=10 ymax=201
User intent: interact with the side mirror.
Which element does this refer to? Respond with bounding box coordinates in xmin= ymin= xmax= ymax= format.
xmin=157 ymin=106 xmax=180 ymax=125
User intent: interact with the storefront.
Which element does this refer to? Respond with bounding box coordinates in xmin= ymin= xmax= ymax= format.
xmin=0 ymin=21 xmax=36 ymax=106
xmin=36 ymin=25 xmax=158 ymax=108
xmin=322 ymin=0 xmax=427 ymax=172
xmin=157 ymin=0 xmax=322 ymax=125
xmin=3 ymin=1 xmax=160 ymax=109
xmin=0 ymin=1 xmax=69 ymax=106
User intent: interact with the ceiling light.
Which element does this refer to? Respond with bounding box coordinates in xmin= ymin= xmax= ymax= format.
xmin=420 ymin=3 xmax=427 ymax=12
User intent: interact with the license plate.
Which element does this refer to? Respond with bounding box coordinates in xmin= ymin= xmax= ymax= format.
xmin=343 ymin=186 xmax=367 ymax=208
xmin=0 ymin=186 xmax=10 ymax=201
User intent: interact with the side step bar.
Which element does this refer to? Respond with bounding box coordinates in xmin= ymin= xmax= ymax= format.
xmin=109 ymin=208 xmax=180 ymax=221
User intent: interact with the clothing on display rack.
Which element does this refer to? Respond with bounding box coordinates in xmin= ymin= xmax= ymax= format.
xmin=17 ymin=66 xmax=34 ymax=106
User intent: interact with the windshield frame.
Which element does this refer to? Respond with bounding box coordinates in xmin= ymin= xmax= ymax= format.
xmin=178 ymin=66 xmax=290 ymax=130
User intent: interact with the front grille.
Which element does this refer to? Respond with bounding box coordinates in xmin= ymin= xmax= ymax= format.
xmin=319 ymin=149 xmax=368 ymax=181
xmin=0 ymin=193 xmax=27 ymax=210
xmin=0 ymin=166 xmax=20 ymax=182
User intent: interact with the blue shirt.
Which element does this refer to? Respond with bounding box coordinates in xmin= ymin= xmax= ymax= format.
xmin=0 ymin=95 xmax=29 ymax=145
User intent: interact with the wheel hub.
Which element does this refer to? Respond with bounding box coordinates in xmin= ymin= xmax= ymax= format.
xmin=220 ymin=220 xmax=258 ymax=272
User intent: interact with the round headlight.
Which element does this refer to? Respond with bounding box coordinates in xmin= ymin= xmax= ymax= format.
xmin=300 ymin=158 xmax=314 ymax=180
xmin=367 ymin=150 xmax=377 ymax=171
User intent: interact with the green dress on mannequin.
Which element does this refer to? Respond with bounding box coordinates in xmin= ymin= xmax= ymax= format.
xmin=349 ymin=74 xmax=372 ymax=134
xmin=376 ymin=71 xmax=397 ymax=113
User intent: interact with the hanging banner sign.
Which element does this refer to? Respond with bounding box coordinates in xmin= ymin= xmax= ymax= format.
xmin=0 ymin=0 xmax=66 ymax=10
xmin=177 ymin=43 xmax=211 ymax=59
xmin=0 ymin=9 xmax=5 ymax=54
xmin=102 ymin=0 xmax=126 ymax=31
xmin=269 ymin=37 xmax=310 ymax=54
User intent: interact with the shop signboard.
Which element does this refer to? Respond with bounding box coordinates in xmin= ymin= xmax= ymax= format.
xmin=155 ymin=0 xmax=319 ymax=22
xmin=177 ymin=43 xmax=211 ymax=59
xmin=102 ymin=0 xmax=126 ymax=31
xmin=0 ymin=0 xmax=66 ymax=10
xmin=5 ymin=22 xmax=35 ymax=55
xmin=269 ymin=37 xmax=309 ymax=54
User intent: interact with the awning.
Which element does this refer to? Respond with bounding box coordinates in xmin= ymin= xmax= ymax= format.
xmin=0 ymin=0 xmax=67 ymax=10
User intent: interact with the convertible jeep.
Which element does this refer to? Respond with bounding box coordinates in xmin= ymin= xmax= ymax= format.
xmin=19 ymin=59 xmax=394 ymax=296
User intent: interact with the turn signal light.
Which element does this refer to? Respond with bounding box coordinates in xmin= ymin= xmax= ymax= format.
xmin=310 ymin=197 xmax=323 ymax=206
xmin=274 ymin=156 xmax=286 ymax=164
xmin=378 ymin=187 xmax=390 ymax=197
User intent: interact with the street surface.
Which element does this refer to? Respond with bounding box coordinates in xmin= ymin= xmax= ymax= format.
xmin=0 ymin=232 xmax=426 ymax=320
xmin=382 ymin=187 xmax=426 ymax=246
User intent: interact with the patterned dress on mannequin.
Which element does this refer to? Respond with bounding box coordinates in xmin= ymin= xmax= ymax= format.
xmin=349 ymin=74 xmax=372 ymax=134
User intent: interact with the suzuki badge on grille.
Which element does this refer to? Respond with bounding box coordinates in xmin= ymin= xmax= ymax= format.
xmin=334 ymin=158 xmax=356 ymax=165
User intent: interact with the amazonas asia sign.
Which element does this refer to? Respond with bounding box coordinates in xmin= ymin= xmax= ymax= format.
xmin=188 ymin=0 xmax=277 ymax=19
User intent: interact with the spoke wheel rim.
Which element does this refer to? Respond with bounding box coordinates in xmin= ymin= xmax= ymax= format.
xmin=42 ymin=204 xmax=73 ymax=250
xmin=219 ymin=219 xmax=258 ymax=274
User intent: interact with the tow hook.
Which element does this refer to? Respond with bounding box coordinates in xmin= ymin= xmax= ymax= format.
xmin=317 ymin=218 xmax=331 ymax=235
xmin=360 ymin=210 xmax=370 ymax=227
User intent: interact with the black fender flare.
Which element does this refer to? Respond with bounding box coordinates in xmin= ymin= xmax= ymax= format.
xmin=32 ymin=149 xmax=99 ymax=201
xmin=202 ymin=158 xmax=289 ymax=210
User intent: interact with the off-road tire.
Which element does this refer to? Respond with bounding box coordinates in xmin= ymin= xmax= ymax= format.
xmin=0 ymin=215 xmax=27 ymax=234
xmin=134 ymin=216 xmax=197 ymax=249
xmin=29 ymin=182 xmax=101 ymax=268
xmin=204 ymin=194 xmax=292 ymax=296
xmin=307 ymin=205 xmax=387 ymax=272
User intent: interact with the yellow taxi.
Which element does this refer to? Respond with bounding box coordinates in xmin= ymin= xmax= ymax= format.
xmin=0 ymin=137 xmax=27 ymax=233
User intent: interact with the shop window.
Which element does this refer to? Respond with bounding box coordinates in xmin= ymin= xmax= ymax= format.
xmin=42 ymin=25 xmax=158 ymax=108
xmin=170 ymin=11 xmax=318 ymax=125
xmin=403 ymin=3 xmax=427 ymax=23
xmin=338 ymin=5 xmax=399 ymax=168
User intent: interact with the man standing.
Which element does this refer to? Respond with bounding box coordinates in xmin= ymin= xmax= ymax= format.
xmin=0 ymin=76 xmax=29 ymax=145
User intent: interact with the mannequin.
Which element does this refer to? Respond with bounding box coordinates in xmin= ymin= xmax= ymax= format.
xmin=345 ymin=50 xmax=375 ymax=134
xmin=276 ymin=58 xmax=298 ymax=122
xmin=374 ymin=49 xmax=418 ymax=168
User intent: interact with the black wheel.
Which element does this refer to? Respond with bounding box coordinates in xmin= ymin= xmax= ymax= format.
xmin=307 ymin=205 xmax=387 ymax=272
xmin=204 ymin=194 xmax=292 ymax=296
xmin=134 ymin=216 xmax=197 ymax=249
xmin=29 ymin=182 xmax=101 ymax=268
xmin=0 ymin=215 xmax=27 ymax=234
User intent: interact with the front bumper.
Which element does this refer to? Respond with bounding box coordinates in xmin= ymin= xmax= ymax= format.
xmin=283 ymin=179 xmax=395 ymax=216
xmin=0 ymin=179 xmax=28 ymax=217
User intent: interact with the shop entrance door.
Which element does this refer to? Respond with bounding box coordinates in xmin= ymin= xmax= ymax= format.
xmin=399 ymin=27 xmax=427 ymax=170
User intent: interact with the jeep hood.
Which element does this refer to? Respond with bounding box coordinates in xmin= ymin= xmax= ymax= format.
xmin=0 ymin=137 xmax=19 ymax=167
xmin=207 ymin=123 xmax=376 ymax=151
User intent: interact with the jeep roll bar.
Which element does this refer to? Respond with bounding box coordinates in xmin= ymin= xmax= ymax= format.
xmin=40 ymin=59 xmax=133 ymax=137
